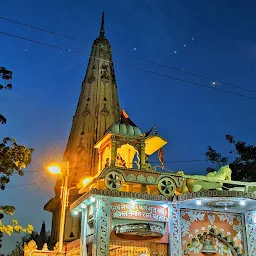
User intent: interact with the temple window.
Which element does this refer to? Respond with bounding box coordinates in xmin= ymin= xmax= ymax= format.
xmin=102 ymin=146 xmax=110 ymax=170
xmin=115 ymin=144 xmax=139 ymax=169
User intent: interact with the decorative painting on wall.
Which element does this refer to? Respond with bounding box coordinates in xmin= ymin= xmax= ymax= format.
xmin=180 ymin=209 xmax=245 ymax=256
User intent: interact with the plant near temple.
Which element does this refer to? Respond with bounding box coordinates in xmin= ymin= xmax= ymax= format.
xmin=7 ymin=230 xmax=55 ymax=256
xmin=0 ymin=66 xmax=34 ymax=247
xmin=206 ymin=134 xmax=256 ymax=181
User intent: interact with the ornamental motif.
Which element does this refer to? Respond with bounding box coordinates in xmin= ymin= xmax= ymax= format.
xmin=92 ymin=202 xmax=97 ymax=256
xmin=127 ymin=174 xmax=136 ymax=182
xmin=101 ymin=103 xmax=110 ymax=117
xmin=101 ymin=69 xmax=109 ymax=80
xmin=208 ymin=199 xmax=239 ymax=209
xmin=87 ymin=72 xmax=95 ymax=84
xmin=114 ymin=223 xmax=164 ymax=237
xmin=104 ymin=171 xmax=123 ymax=190
xmin=96 ymin=197 xmax=110 ymax=256
xmin=158 ymin=177 xmax=176 ymax=196
xmin=147 ymin=175 xmax=155 ymax=183
xmin=82 ymin=104 xmax=90 ymax=118
xmin=245 ymin=210 xmax=256 ymax=256
xmin=170 ymin=204 xmax=181 ymax=256
xmin=208 ymin=213 xmax=215 ymax=225
xmin=101 ymin=64 xmax=108 ymax=70
xmin=137 ymin=174 xmax=146 ymax=183
xmin=100 ymin=47 xmax=109 ymax=59
xmin=181 ymin=209 xmax=245 ymax=256
xmin=218 ymin=213 xmax=236 ymax=225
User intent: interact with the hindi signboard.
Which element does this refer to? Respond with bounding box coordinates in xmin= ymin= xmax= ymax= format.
xmin=111 ymin=202 xmax=168 ymax=222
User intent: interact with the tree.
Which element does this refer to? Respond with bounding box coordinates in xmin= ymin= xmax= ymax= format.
xmin=206 ymin=134 xmax=256 ymax=181
xmin=7 ymin=229 xmax=56 ymax=256
xmin=0 ymin=67 xmax=34 ymax=246
xmin=0 ymin=66 xmax=12 ymax=124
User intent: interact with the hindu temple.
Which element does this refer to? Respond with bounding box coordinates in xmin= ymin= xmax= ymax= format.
xmin=25 ymin=13 xmax=256 ymax=256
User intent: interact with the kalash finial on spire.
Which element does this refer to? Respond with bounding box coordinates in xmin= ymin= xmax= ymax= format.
xmin=100 ymin=11 xmax=105 ymax=37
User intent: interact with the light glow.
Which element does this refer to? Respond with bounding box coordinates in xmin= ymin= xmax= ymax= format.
xmin=240 ymin=200 xmax=246 ymax=206
xmin=90 ymin=197 xmax=96 ymax=203
xmin=83 ymin=178 xmax=92 ymax=187
xmin=130 ymin=199 xmax=136 ymax=205
xmin=162 ymin=204 xmax=168 ymax=208
xmin=81 ymin=204 xmax=86 ymax=209
xmin=195 ymin=200 xmax=202 ymax=206
xmin=47 ymin=165 xmax=61 ymax=174
xmin=73 ymin=210 xmax=79 ymax=215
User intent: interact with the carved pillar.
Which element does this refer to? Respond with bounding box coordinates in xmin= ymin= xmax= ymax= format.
xmin=245 ymin=210 xmax=256 ymax=255
xmin=98 ymin=149 xmax=102 ymax=173
xmin=140 ymin=141 xmax=146 ymax=169
xmin=94 ymin=197 xmax=111 ymax=256
xmin=169 ymin=204 xmax=181 ymax=256
xmin=92 ymin=201 xmax=97 ymax=256
xmin=81 ymin=208 xmax=88 ymax=256
xmin=110 ymin=138 xmax=117 ymax=166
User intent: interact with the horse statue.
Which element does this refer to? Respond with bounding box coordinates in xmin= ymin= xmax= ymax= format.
xmin=183 ymin=165 xmax=232 ymax=193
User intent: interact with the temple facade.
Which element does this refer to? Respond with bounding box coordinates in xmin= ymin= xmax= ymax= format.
xmin=44 ymin=12 xmax=120 ymax=243
xmin=36 ymin=13 xmax=256 ymax=256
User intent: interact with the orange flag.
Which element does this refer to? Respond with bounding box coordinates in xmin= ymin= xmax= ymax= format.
xmin=158 ymin=147 xmax=164 ymax=169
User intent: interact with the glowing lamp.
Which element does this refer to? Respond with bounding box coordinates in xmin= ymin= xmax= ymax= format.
xmin=90 ymin=197 xmax=96 ymax=203
xmin=83 ymin=178 xmax=92 ymax=187
xmin=240 ymin=200 xmax=246 ymax=206
xmin=196 ymin=200 xmax=202 ymax=206
xmin=81 ymin=204 xmax=86 ymax=209
xmin=73 ymin=210 xmax=79 ymax=216
xmin=47 ymin=165 xmax=61 ymax=174
xmin=130 ymin=199 xmax=136 ymax=205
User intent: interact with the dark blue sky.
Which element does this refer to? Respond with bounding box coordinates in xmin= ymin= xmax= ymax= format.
xmin=1 ymin=0 xmax=256 ymax=253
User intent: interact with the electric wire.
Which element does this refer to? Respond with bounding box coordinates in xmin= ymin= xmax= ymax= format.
xmin=1 ymin=31 xmax=256 ymax=100
xmin=7 ymin=182 xmax=38 ymax=188
xmin=1 ymin=15 xmax=256 ymax=94
xmin=0 ymin=18 xmax=251 ymax=189
xmin=8 ymin=156 xmax=235 ymax=189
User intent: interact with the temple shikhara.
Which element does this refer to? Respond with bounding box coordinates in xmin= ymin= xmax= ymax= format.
xmin=25 ymin=13 xmax=256 ymax=256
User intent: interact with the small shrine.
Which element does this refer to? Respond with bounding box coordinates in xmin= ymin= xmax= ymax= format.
xmin=36 ymin=13 xmax=256 ymax=256
xmin=69 ymin=110 xmax=256 ymax=256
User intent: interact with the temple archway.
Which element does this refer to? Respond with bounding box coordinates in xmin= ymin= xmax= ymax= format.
xmin=116 ymin=144 xmax=138 ymax=169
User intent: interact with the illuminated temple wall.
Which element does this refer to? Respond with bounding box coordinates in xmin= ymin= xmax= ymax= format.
xmin=76 ymin=195 xmax=256 ymax=256
xmin=245 ymin=210 xmax=256 ymax=256
xmin=80 ymin=196 xmax=170 ymax=256
xmin=170 ymin=207 xmax=256 ymax=256
xmin=180 ymin=209 xmax=246 ymax=255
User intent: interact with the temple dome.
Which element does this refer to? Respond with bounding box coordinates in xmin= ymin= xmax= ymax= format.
xmin=108 ymin=122 xmax=142 ymax=136
xmin=107 ymin=109 xmax=142 ymax=136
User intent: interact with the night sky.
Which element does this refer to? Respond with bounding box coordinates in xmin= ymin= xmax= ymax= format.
xmin=1 ymin=0 xmax=256 ymax=253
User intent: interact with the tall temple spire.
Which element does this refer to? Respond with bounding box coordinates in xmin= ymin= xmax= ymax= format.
xmin=45 ymin=13 xmax=121 ymax=242
xmin=100 ymin=11 xmax=105 ymax=37
xmin=63 ymin=12 xmax=120 ymax=181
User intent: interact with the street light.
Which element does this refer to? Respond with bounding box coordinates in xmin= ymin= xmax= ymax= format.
xmin=47 ymin=161 xmax=71 ymax=255
xmin=47 ymin=165 xmax=61 ymax=175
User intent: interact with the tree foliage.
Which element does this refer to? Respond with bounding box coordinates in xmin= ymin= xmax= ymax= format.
xmin=0 ymin=67 xmax=12 ymax=124
xmin=7 ymin=230 xmax=55 ymax=256
xmin=0 ymin=67 xmax=34 ymax=245
xmin=0 ymin=138 xmax=33 ymax=190
xmin=206 ymin=134 xmax=256 ymax=181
